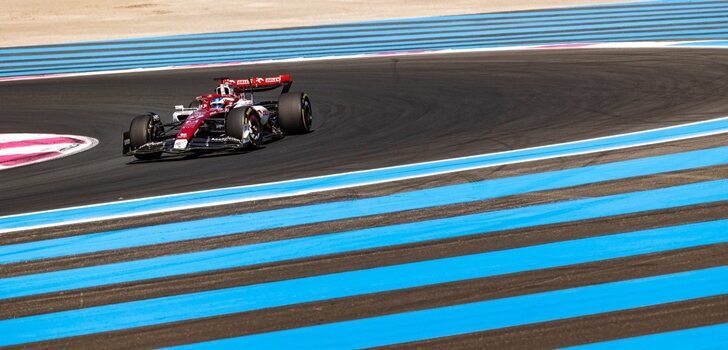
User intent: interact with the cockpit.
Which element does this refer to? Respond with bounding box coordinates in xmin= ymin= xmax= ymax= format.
xmin=215 ymin=84 xmax=233 ymax=96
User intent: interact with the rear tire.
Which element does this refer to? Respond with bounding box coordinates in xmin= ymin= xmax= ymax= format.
xmin=225 ymin=107 xmax=261 ymax=149
xmin=278 ymin=92 xmax=312 ymax=134
xmin=129 ymin=114 xmax=162 ymax=160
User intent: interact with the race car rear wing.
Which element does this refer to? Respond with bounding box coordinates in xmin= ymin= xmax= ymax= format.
xmin=217 ymin=74 xmax=292 ymax=93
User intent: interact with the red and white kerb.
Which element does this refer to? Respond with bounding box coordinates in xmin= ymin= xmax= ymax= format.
xmin=0 ymin=133 xmax=98 ymax=170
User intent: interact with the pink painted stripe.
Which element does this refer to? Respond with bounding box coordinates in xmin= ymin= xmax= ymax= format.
xmin=0 ymin=152 xmax=63 ymax=166
xmin=0 ymin=137 xmax=84 ymax=150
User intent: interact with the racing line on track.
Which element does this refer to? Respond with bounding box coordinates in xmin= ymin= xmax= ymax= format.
xmin=1 ymin=0 xmax=728 ymax=348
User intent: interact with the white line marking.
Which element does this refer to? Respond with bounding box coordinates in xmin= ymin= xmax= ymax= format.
xmin=2 ymin=40 xmax=728 ymax=230
xmin=1 ymin=116 xmax=727 ymax=233
xmin=1 ymin=40 xmax=727 ymax=83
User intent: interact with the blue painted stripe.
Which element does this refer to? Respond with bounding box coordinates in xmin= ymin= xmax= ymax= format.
xmin=2 ymin=21 xmax=727 ymax=76
xmin=4 ymin=24 xmax=728 ymax=76
xmin=564 ymin=323 xmax=728 ymax=350
xmin=3 ymin=10 xmax=726 ymax=63
xmin=164 ymin=266 xmax=728 ymax=349
xmin=3 ymin=146 xmax=728 ymax=266
xmin=3 ymin=18 xmax=727 ymax=73
xmin=1 ymin=1 xmax=728 ymax=77
xmin=0 ymin=1 xmax=719 ymax=55
xmin=3 ymin=244 xmax=727 ymax=347
xmin=4 ymin=26 xmax=728 ymax=78
xmin=3 ymin=190 xmax=728 ymax=302
xmin=2 ymin=117 xmax=728 ymax=232
xmin=8 ymin=35 xmax=728 ymax=77
xmin=5 ymin=30 xmax=728 ymax=78
xmin=676 ymin=39 xmax=728 ymax=46
xmin=5 ymin=29 xmax=728 ymax=78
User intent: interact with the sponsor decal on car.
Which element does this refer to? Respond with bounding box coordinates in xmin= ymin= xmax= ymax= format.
xmin=173 ymin=139 xmax=188 ymax=150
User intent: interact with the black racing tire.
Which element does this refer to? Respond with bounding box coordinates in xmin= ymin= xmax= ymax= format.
xmin=225 ymin=107 xmax=261 ymax=149
xmin=278 ymin=92 xmax=312 ymax=134
xmin=188 ymin=100 xmax=200 ymax=109
xmin=129 ymin=114 xmax=162 ymax=160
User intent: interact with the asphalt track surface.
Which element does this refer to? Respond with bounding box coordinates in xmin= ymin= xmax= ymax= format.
xmin=2 ymin=48 xmax=728 ymax=348
xmin=2 ymin=48 xmax=728 ymax=214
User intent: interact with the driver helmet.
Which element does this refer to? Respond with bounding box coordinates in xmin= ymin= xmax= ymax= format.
xmin=210 ymin=97 xmax=226 ymax=109
xmin=215 ymin=84 xmax=232 ymax=95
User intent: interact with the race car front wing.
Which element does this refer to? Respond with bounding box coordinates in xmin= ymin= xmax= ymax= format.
xmin=123 ymin=133 xmax=248 ymax=156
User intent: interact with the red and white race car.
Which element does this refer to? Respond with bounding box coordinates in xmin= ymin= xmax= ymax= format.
xmin=123 ymin=74 xmax=312 ymax=160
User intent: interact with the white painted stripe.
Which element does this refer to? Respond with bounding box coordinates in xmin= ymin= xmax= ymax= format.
xmin=0 ymin=134 xmax=63 ymax=142
xmin=0 ymin=143 xmax=86 ymax=156
xmin=2 ymin=40 xmax=727 ymax=229
xmin=0 ymin=134 xmax=98 ymax=170
xmin=1 ymin=40 xmax=727 ymax=83
xmin=1 ymin=116 xmax=727 ymax=233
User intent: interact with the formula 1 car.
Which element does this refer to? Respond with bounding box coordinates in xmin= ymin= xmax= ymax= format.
xmin=122 ymin=74 xmax=312 ymax=160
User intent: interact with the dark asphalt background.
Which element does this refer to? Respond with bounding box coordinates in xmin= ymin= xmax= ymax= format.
xmin=2 ymin=49 xmax=728 ymax=215
xmin=2 ymin=49 xmax=728 ymax=349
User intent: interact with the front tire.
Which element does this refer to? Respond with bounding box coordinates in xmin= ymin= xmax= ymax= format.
xmin=278 ymin=92 xmax=312 ymax=134
xmin=225 ymin=107 xmax=261 ymax=149
xmin=129 ymin=114 xmax=162 ymax=160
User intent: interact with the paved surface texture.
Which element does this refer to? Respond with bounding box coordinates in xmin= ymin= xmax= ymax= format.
xmin=2 ymin=0 xmax=728 ymax=346
xmin=4 ymin=0 xmax=728 ymax=79
xmin=1 ymin=48 xmax=728 ymax=348
xmin=1 ymin=49 xmax=728 ymax=214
